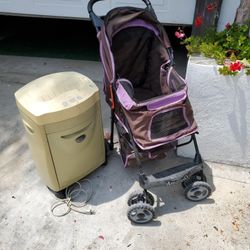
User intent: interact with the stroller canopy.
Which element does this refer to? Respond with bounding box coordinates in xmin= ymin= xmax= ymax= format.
xmin=99 ymin=7 xmax=172 ymax=101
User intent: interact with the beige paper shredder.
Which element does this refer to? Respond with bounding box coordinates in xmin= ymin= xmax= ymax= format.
xmin=15 ymin=72 xmax=105 ymax=191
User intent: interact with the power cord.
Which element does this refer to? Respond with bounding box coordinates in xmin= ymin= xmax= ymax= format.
xmin=51 ymin=179 xmax=95 ymax=217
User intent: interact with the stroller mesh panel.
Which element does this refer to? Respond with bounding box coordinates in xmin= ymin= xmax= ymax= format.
xmin=112 ymin=27 xmax=168 ymax=101
xmin=151 ymin=109 xmax=188 ymax=139
xmin=169 ymin=68 xmax=186 ymax=92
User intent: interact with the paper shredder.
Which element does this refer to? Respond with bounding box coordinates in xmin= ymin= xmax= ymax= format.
xmin=15 ymin=72 xmax=105 ymax=192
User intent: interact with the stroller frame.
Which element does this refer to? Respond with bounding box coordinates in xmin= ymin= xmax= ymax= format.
xmin=88 ymin=0 xmax=212 ymax=224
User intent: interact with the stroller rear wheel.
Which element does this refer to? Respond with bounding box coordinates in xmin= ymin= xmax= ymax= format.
xmin=127 ymin=190 xmax=154 ymax=206
xmin=184 ymin=181 xmax=211 ymax=201
xmin=127 ymin=203 xmax=155 ymax=224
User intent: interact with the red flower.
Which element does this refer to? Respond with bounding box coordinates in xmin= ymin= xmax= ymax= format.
xmin=207 ymin=3 xmax=216 ymax=12
xmin=98 ymin=235 xmax=104 ymax=240
xmin=175 ymin=31 xmax=185 ymax=39
xmin=225 ymin=22 xmax=231 ymax=30
xmin=195 ymin=16 xmax=203 ymax=27
xmin=229 ymin=61 xmax=243 ymax=72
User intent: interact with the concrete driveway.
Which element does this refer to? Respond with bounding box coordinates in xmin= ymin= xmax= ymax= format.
xmin=0 ymin=55 xmax=250 ymax=250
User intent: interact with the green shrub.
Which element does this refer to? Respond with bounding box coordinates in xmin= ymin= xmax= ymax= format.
xmin=181 ymin=23 xmax=250 ymax=75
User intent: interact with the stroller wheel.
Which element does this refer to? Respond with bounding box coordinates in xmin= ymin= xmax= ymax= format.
xmin=127 ymin=203 xmax=155 ymax=224
xmin=184 ymin=181 xmax=211 ymax=202
xmin=127 ymin=190 xmax=154 ymax=206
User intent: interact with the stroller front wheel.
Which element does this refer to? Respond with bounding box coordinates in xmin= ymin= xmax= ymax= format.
xmin=127 ymin=203 xmax=155 ymax=224
xmin=184 ymin=181 xmax=212 ymax=202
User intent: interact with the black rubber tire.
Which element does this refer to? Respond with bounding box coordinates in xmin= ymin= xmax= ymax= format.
xmin=127 ymin=203 xmax=155 ymax=224
xmin=184 ymin=181 xmax=212 ymax=202
xmin=127 ymin=190 xmax=155 ymax=206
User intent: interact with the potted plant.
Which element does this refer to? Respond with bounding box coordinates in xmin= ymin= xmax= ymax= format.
xmin=180 ymin=23 xmax=250 ymax=75
xmin=177 ymin=0 xmax=250 ymax=167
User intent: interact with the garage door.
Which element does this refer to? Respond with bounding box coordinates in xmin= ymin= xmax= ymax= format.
xmin=0 ymin=0 xmax=196 ymax=25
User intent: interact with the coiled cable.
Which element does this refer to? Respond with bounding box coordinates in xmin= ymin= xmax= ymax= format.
xmin=51 ymin=179 xmax=95 ymax=217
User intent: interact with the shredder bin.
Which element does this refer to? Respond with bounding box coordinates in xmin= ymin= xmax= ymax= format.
xmin=15 ymin=71 xmax=105 ymax=191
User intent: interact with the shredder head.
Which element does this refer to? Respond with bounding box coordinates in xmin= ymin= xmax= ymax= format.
xmin=15 ymin=71 xmax=100 ymax=125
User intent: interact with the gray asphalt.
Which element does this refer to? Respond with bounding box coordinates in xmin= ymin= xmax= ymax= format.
xmin=0 ymin=55 xmax=249 ymax=250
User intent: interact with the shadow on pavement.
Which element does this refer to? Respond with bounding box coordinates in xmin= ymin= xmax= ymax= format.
xmin=70 ymin=147 xmax=215 ymax=223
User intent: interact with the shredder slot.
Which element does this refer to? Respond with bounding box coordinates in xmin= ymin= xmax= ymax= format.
xmin=60 ymin=122 xmax=92 ymax=139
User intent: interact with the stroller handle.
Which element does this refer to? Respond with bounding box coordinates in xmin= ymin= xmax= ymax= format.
xmin=88 ymin=0 xmax=155 ymax=32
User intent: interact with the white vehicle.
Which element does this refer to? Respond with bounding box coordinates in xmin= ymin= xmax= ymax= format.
xmin=0 ymin=0 xmax=196 ymax=24
xmin=0 ymin=0 xmax=240 ymax=30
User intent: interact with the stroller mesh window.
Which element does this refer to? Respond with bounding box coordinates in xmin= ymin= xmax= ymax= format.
xmin=151 ymin=109 xmax=188 ymax=139
xmin=169 ymin=69 xmax=186 ymax=92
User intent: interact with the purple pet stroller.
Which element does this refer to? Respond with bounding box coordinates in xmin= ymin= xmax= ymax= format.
xmin=88 ymin=0 xmax=212 ymax=223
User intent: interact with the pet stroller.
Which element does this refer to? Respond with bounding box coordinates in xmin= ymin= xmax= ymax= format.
xmin=88 ymin=0 xmax=212 ymax=223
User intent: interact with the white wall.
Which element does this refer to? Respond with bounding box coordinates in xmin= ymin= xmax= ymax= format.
xmin=179 ymin=56 xmax=250 ymax=168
